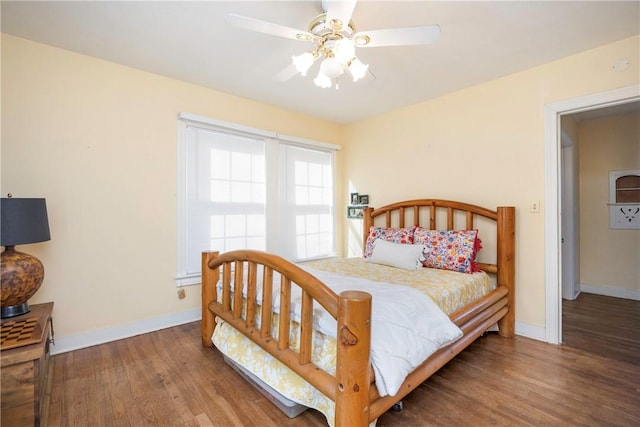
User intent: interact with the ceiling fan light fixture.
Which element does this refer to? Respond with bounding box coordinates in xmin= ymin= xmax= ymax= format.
xmin=296 ymin=33 xmax=313 ymax=42
xmin=292 ymin=52 xmax=316 ymax=76
xmin=354 ymin=34 xmax=370 ymax=46
xmin=319 ymin=56 xmax=343 ymax=79
xmin=333 ymin=38 xmax=356 ymax=64
xmin=313 ymin=73 xmax=332 ymax=89
xmin=348 ymin=57 xmax=369 ymax=82
xmin=226 ymin=4 xmax=442 ymax=90
xmin=329 ymin=18 xmax=343 ymax=32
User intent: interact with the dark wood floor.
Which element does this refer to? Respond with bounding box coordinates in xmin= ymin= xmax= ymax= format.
xmin=562 ymin=292 xmax=640 ymax=365
xmin=47 ymin=294 xmax=640 ymax=426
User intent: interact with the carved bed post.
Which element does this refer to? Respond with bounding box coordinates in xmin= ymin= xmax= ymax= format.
xmin=335 ymin=290 xmax=372 ymax=427
xmin=496 ymin=207 xmax=516 ymax=338
xmin=363 ymin=207 xmax=374 ymax=252
xmin=202 ymin=251 xmax=220 ymax=347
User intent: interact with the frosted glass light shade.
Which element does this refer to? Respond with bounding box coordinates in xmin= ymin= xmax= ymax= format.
xmin=348 ymin=57 xmax=369 ymax=82
xmin=319 ymin=57 xmax=343 ymax=79
xmin=334 ymin=39 xmax=355 ymax=64
xmin=292 ymin=52 xmax=315 ymax=76
xmin=313 ymin=73 xmax=332 ymax=88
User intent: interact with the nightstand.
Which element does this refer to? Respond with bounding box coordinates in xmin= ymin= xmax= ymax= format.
xmin=1 ymin=302 xmax=54 ymax=427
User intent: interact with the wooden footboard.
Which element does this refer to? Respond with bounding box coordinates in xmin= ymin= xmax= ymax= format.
xmin=201 ymin=250 xmax=373 ymax=426
xmin=201 ymin=200 xmax=515 ymax=427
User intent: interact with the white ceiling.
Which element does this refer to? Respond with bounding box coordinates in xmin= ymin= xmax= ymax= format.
xmin=2 ymin=1 xmax=639 ymax=124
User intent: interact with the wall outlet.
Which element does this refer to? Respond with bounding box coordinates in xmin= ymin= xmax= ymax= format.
xmin=530 ymin=200 xmax=541 ymax=213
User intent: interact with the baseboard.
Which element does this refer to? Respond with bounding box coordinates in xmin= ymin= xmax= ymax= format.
xmin=515 ymin=321 xmax=546 ymax=342
xmin=580 ymin=283 xmax=640 ymax=301
xmin=50 ymin=308 xmax=201 ymax=355
xmin=50 ymin=309 xmax=545 ymax=355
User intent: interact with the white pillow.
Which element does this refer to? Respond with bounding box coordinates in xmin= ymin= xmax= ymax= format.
xmin=366 ymin=239 xmax=426 ymax=270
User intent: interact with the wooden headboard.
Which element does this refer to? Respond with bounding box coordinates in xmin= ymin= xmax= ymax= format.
xmin=363 ymin=199 xmax=516 ymax=335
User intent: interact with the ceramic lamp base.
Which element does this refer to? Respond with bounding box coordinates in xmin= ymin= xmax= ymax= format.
xmin=0 ymin=303 xmax=30 ymax=318
xmin=1 ymin=247 xmax=44 ymax=319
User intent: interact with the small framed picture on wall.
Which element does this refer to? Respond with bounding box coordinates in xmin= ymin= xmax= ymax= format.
xmin=350 ymin=193 xmax=359 ymax=205
xmin=358 ymin=194 xmax=369 ymax=205
xmin=347 ymin=206 xmax=364 ymax=218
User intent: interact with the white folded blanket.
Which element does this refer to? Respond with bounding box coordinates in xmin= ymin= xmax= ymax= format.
xmin=220 ymin=264 xmax=463 ymax=397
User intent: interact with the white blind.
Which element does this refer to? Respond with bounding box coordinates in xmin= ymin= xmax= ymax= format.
xmin=278 ymin=144 xmax=334 ymax=260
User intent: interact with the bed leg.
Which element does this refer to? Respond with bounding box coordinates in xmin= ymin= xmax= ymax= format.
xmin=336 ymin=290 xmax=372 ymax=427
xmin=201 ymin=251 xmax=220 ymax=347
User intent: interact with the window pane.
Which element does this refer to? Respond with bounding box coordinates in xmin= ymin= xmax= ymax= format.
xmin=210 ymin=237 xmax=225 ymax=251
xmin=231 ymin=152 xmax=252 ymax=181
xmin=211 ymin=180 xmax=230 ymax=202
xmin=247 ymin=214 xmax=265 ymax=236
xmin=230 ymin=182 xmax=251 ymax=203
xmin=227 ymin=215 xmax=246 ymax=237
xmin=309 ymin=163 xmax=322 ymax=186
xmin=319 ymin=214 xmax=331 ymax=232
xmin=252 ymin=154 xmax=265 ymax=183
xmin=226 ymin=237 xmax=246 ymax=251
xmin=307 ymin=233 xmax=320 ymax=256
xmin=210 ymin=215 xmax=225 ymax=238
xmin=309 ymin=187 xmax=322 ymax=205
xmin=296 ymin=235 xmax=307 ymax=259
xmin=246 ymin=236 xmax=266 ymax=251
xmin=295 ymin=161 xmax=308 ymax=185
xmin=211 ymin=150 xmax=229 ymax=179
xmin=295 ymin=186 xmax=308 ymax=205
xmin=251 ymin=183 xmax=265 ymax=203
xmin=306 ymin=215 xmax=319 ymax=234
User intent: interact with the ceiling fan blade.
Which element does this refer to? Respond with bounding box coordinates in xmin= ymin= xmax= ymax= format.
xmin=225 ymin=14 xmax=315 ymax=42
xmin=324 ymin=0 xmax=357 ymax=30
xmin=274 ymin=63 xmax=299 ymax=82
xmin=355 ymin=25 xmax=441 ymax=48
xmin=356 ymin=67 xmax=376 ymax=85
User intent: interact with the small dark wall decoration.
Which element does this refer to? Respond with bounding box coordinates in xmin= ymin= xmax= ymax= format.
xmin=347 ymin=206 xmax=364 ymax=218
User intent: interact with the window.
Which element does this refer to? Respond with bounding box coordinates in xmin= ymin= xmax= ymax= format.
xmin=278 ymin=144 xmax=334 ymax=260
xmin=176 ymin=113 xmax=339 ymax=285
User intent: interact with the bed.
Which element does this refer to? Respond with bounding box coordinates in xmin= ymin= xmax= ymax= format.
xmin=201 ymin=199 xmax=515 ymax=426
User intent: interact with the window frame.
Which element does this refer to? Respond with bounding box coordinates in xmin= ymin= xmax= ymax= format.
xmin=176 ymin=112 xmax=340 ymax=286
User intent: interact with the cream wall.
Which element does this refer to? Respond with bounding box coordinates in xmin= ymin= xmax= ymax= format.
xmin=3 ymin=32 xmax=639 ymax=347
xmin=342 ymin=36 xmax=640 ymax=331
xmin=1 ymin=34 xmax=342 ymax=345
xmin=578 ymin=112 xmax=640 ymax=295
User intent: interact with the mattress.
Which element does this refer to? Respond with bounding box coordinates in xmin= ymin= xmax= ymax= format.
xmin=304 ymin=257 xmax=495 ymax=315
xmin=212 ymin=258 xmax=494 ymax=426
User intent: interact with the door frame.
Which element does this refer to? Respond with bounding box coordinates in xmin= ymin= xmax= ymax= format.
xmin=560 ymin=132 xmax=579 ymax=301
xmin=543 ymin=84 xmax=639 ymax=344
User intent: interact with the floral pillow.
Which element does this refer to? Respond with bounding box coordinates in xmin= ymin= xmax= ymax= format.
xmin=363 ymin=225 xmax=416 ymax=258
xmin=414 ymin=227 xmax=482 ymax=273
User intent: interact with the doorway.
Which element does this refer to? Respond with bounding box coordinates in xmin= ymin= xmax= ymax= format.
xmin=543 ymin=84 xmax=640 ymax=344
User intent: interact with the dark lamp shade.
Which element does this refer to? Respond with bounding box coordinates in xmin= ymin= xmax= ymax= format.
xmin=1 ymin=198 xmax=51 ymax=246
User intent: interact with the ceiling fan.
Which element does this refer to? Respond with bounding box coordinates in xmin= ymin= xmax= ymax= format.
xmin=225 ymin=0 xmax=441 ymax=89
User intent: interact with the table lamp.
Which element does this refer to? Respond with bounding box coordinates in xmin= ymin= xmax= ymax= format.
xmin=1 ymin=197 xmax=51 ymax=318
